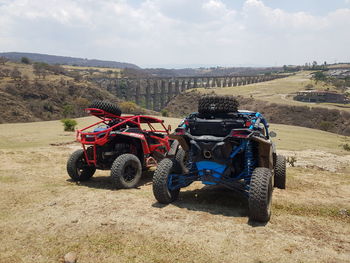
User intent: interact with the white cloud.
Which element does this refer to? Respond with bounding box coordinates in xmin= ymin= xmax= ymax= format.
xmin=0 ymin=0 xmax=349 ymax=67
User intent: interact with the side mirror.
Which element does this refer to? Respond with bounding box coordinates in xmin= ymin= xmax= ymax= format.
xmin=269 ymin=131 xmax=277 ymax=138
xmin=168 ymin=125 xmax=172 ymax=132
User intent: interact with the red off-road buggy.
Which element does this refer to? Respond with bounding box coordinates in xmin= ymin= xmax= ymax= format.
xmin=67 ymin=100 xmax=172 ymax=189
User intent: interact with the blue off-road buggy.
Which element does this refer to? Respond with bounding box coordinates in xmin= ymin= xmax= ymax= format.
xmin=152 ymin=95 xmax=286 ymax=222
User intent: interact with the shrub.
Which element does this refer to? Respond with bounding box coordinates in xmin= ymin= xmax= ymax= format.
xmin=119 ymin=101 xmax=143 ymax=114
xmin=286 ymin=156 xmax=297 ymax=167
xmin=161 ymin=109 xmax=169 ymax=117
xmin=319 ymin=121 xmax=333 ymax=131
xmin=21 ymin=57 xmax=30 ymax=64
xmin=305 ymin=83 xmax=314 ymax=90
xmin=61 ymin=119 xmax=77 ymax=131
xmin=342 ymin=143 xmax=350 ymax=151
xmin=75 ymin=97 xmax=90 ymax=116
xmin=62 ymin=104 xmax=74 ymax=118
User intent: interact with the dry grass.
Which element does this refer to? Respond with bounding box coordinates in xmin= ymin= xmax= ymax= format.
xmin=62 ymin=65 xmax=122 ymax=72
xmin=193 ymin=71 xmax=350 ymax=112
xmin=328 ymin=64 xmax=350 ymax=69
xmin=0 ymin=62 xmax=73 ymax=82
xmin=2 ymin=116 xmax=348 ymax=154
xmin=0 ymin=117 xmax=349 ymax=262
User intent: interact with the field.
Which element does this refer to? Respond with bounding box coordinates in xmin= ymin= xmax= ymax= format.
xmin=194 ymin=71 xmax=350 ymax=112
xmin=62 ymin=65 xmax=122 ymax=72
xmin=0 ymin=116 xmax=349 ymax=262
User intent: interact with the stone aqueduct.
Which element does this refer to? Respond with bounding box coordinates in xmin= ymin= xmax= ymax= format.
xmin=93 ymin=75 xmax=284 ymax=111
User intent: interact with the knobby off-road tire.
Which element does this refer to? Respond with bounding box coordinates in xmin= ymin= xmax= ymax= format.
xmin=153 ymin=158 xmax=181 ymax=204
xmin=89 ymin=100 xmax=122 ymax=116
xmin=274 ymin=155 xmax=286 ymax=189
xmin=67 ymin=149 xmax=96 ymax=181
xmin=249 ymin=167 xmax=273 ymax=223
xmin=175 ymin=147 xmax=189 ymax=172
xmin=198 ymin=95 xmax=239 ymax=115
xmin=175 ymin=147 xmax=185 ymax=163
xmin=110 ymin=154 xmax=142 ymax=189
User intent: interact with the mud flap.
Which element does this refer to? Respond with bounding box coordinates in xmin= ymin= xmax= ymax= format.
xmin=167 ymin=140 xmax=179 ymax=158
xmin=252 ymin=136 xmax=273 ymax=169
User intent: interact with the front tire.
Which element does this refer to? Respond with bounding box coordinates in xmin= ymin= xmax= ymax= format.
xmin=153 ymin=158 xmax=181 ymax=204
xmin=249 ymin=167 xmax=273 ymax=223
xmin=67 ymin=149 xmax=96 ymax=181
xmin=110 ymin=154 xmax=142 ymax=189
xmin=274 ymin=155 xmax=286 ymax=189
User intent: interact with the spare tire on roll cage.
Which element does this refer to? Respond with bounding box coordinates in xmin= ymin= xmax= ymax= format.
xmin=88 ymin=100 xmax=122 ymax=117
xmin=198 ymin=95 xmax=239 ymax=115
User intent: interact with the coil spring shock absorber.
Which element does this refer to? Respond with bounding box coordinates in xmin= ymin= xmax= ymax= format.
xmin=245 ymin=140 xmax=254 ymax=180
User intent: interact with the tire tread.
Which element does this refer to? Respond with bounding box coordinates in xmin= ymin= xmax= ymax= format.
xmin=249 ymin=167 xmax=273 ymax=222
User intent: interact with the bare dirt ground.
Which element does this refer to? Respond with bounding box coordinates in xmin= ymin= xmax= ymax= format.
xmin=0 ymin=118 xmax=349 ymax=263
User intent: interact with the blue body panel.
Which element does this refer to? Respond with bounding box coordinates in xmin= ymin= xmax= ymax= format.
xmin=93 ymin=126 xmax=108 ymax=132
xmin=195 ymin=161 xmax=227 ymax=185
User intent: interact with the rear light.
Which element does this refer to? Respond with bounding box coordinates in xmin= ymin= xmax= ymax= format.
xmin=245 ymin=121 xmax=251 ymax=127
xmin=230 ymin=129 xmax=250 ymax=138
xmin=175 ymin=127 xmax=186 ymax=135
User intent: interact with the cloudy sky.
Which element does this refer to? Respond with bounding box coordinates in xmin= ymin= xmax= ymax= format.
xmin=0 ymin=0 xmax=349 ymax=68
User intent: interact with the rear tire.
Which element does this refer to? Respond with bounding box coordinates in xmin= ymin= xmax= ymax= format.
xmin=67 ymin=149 xmax=96 ymax=181
xmin=274 ymin=155 xmax=286 ymax=189
xmin=175 ymin=147 xmax=189 ymax=172
xmin=110 ymin=154 xmax=142 ymax=189
xmin=89 ymin=100 xmax=122 ymax=116
xmin=198 ymin=95 xmax=239 ymax=115
xmin=249 ymin=167 xmax=273 ymax=223
xmin=153 ymin=158 xmax=181 ymax=204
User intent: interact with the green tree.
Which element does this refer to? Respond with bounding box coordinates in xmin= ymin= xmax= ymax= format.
xmin=313 ymin=71 xmax=326 ymax=83
xmin=62 ymin=104 xmax=74 ymax=118
xmin=21 ymin=57 xmax=30 ymax=64
xmin=33 ymin=63 xmax=48 ymax=79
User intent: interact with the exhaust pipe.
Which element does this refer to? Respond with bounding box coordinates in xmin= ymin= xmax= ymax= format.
xmin=203 ymin=150 xmax=212 ymax=159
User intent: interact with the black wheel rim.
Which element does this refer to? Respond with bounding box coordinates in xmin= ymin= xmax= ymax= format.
xmin=76 ymin=156 xmax=89 ymax=177
xmin=123 ymin=161 xmax=138 ymax=182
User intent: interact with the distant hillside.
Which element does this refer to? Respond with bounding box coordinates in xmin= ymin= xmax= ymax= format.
xmin=143 ymin=66 xmax=284 ymax=77
xmin=0 ymin=61 xmax=152 ymax=123
xmin=0 ymin=52 xmax=140 ymax=69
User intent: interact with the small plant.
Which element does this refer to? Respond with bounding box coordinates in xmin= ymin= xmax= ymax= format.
xmin=319 ymin=121 xmax=332 ymax=131
xmin=342 ymin=143 xmax=350 ymax=151
xmin=304 ymin=83 xmax=314 ymax=90
xmin=61 ymin=119 xmax=77 ymax=132
xmin=119 ymin=101 xmax=140 ymax=114
xmin=161 ymin=109 xmax=169 ymax=117
xmin=286 ymin=156 xmax=297 ymax=167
